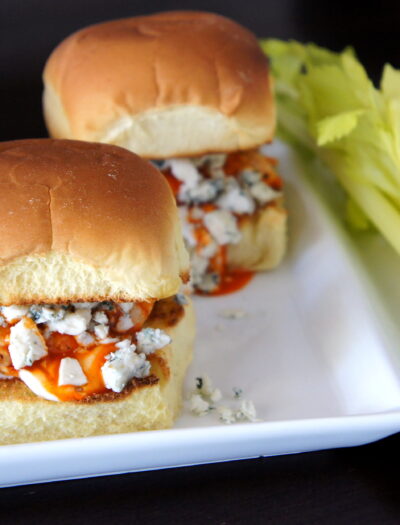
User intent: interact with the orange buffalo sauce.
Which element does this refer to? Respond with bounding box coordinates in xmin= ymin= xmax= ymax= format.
xmin=46 ymin=333 xmax=79 ymax=354
xmin=194 ymin=227 xmax=253 ymax=295
xmin=224 ymin=150 xmax=283 ymax=190
xmin=163 ymin=169 xmax=182 ymax=196
xmin=29 ymin=343 xmax=115 ymax=401
xmin=209 ymin=270 xmax=254 ymax=296
xmin=0 ymin=326 xmax=10 ymax=345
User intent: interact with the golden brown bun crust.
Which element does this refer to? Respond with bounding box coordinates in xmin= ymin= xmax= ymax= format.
xmin=43 ymin=11 xmax=275 ymax=157
xmin=0 ymin=139 xmax=189 ymax=303
xmin=0 ymin=297 xmax=195 ymax=445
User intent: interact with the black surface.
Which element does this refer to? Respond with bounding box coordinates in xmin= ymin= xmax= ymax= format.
xmin=1 ymin=433 xmax=400 ymax=524
xmin=1 ymin=1 xmax=400 ymax=522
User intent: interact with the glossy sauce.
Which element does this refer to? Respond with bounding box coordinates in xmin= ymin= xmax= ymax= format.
xmin=198 ymin=269 xmax=254 ymax=296
xmin=164 ymin=170 xmax=181 ymax=196
xmin=29 ymin=343 xmax=115 ymax=401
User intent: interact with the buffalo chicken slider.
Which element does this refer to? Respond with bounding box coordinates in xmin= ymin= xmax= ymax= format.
xmin=0 ymin=139 xmax=194 ymax=445
xmin=43 ymin=11 xmax=287 ymax=294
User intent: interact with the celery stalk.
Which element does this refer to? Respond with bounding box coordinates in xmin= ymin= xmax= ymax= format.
xmin=261 ymin=38 xmax=400 ymax=257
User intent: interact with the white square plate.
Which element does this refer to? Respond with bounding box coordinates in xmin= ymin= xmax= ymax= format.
xmin=1 ymin=142 xmax=400 ymax=487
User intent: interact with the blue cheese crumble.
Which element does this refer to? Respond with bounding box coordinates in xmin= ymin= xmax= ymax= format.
xmin=235 ymin=400 xmax=258 ymax=422
xmin=174 ymin=293 xmax=188 ymax=306
xmin=217 ymin=178 xmax=255 ymax=215
xmin=136 ymin=328 xmax=172 ymax=355
xmin=218 ymin=309 xmax=247 ymax=320
xmin=58 ymin=357 xmax=88 ymax=387
xmin=189 ymin=394 xmax=211 ymax=416
xmin=164 ymin=158 xmax=200 ymax=188
xmin=203 ymin=210 xmax=241 ymax=245
xmin=188 ymin=375 xmax=260 ymax=424
xmin=1 ymin=305 xmax=30 ymax=322
xmin=101 ymin=344 xmax=150 ymax=393
xmin=9 ymin=319 xmax=48 ymax=370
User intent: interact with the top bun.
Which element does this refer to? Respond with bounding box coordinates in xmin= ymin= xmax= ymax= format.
xmin=0 ymin=139 xmax=189 ymax=304
xmin=43 ymin=11 xmax=275 ymax=158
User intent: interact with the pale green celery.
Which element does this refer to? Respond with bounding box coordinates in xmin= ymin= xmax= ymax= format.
xmin=338 ymin=172 xmax=400 ymax=255
xmin=261 ymin=38 xmax=400 ymax=257
xmin=345 ymin=199 xmax=370 ymax=231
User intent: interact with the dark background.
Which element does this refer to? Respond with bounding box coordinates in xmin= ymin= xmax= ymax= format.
xmin=1 ymin=0 xmax=400 ymax=141
xmin=1 ymin=1 xmax=400 ymax=523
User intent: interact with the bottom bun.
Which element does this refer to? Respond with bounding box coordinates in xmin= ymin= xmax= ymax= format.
xmin=0 ymin=298 xmax=195 ymax=445
xmin=228 ymin=200 xmax=287 ymax=272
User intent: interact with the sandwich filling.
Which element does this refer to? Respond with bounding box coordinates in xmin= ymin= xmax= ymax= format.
xmin=0 ymin=299 xmax=179 ymax=401
xmin=157 ymin=148 xmax=283 ymax=294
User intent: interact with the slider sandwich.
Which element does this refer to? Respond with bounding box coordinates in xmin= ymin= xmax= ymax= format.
xmin=43 ymin=11 xmax=286 ymax=294
xmin=0 ymin=139 xmax=194 ymax=445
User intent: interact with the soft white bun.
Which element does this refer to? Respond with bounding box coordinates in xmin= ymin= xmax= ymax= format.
xmin=0 ymin=139 xmax=189 ymax=304
xmin=43 ymin=11 xmax=275 ymax=158
xmin=0 ymin=297 xmax=195 ymax=445
xmin=228 ymin=202 xmax=287 ymax=271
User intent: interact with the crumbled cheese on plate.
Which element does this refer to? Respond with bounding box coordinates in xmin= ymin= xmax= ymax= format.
xmin=218 ymin=309 xmax=247 ymax=320
xmin=188 ymin=375 xmax=260 ymax=425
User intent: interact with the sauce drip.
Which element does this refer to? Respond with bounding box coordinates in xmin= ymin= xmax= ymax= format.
xmin=198 ymin=269 xmax=254 ymax=296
